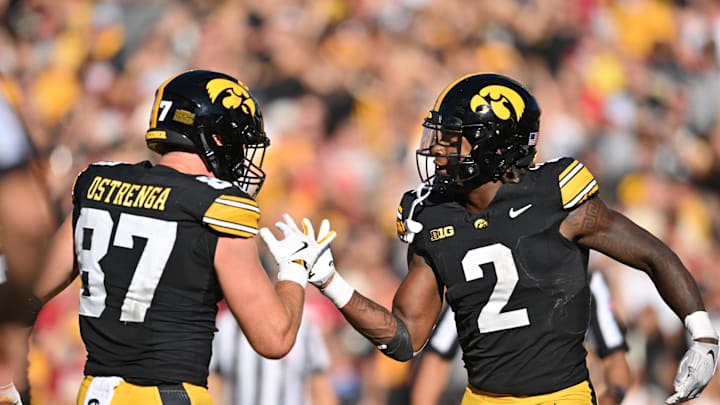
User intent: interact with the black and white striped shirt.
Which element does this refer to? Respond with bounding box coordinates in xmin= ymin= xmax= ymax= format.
xmin=210 ymin=311 xmax=331 ymax=405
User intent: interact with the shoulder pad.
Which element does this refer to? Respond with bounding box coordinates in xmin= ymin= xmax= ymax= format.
xmin=557 ymin=158 xmax=599 ymax=210
xmin=397 ymin=191 xmax=417 ymax=240
xmin=203 ymin=194 xmax=260 ymax=238
xmin=396 ymin=185 xmax=434 ymax=242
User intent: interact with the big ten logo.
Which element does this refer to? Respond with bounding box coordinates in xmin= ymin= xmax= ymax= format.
xmin=429 ymin=226 xmax=455 ymax=241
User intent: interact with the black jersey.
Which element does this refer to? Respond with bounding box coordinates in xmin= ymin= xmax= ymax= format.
xmin=71 ymin=161 xmax=261 ymax=387
xmin=403 ymin=157 xmax=600 ymax=395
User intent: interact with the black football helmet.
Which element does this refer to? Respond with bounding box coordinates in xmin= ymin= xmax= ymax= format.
xmin=146 ymin=70 xmax=269 ymax=197
xmin=417 ymin=73 xmax=541 ymax=191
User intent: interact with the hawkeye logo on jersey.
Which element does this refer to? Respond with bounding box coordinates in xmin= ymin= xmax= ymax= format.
xmin=470 ymin=85 xmax=525 ymax=123
xmin=206 ymin=78 xmax=256 ymax=117
xmin=86 ymin=176 xmax=171 ymax=211
xmin=474 ymin=218 xmax=488 ymax=229
xmin=429 ymin=226 xmax=455 ymax=241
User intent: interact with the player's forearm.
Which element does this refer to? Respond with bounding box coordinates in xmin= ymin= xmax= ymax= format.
xmin=339 ymin=292 xmax=399 ymax=346
xmin=274 ymin=281 xmax=305 ymax=341
xmin=578 ymin=206 xmax=707 ymax=320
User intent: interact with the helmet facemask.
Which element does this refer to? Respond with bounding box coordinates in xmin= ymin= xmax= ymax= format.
xmin=198 ymin=113 xmax=269 ymax=198
xmin=417 ymin=116 xmax=482 ymax=192
xmin=416 ymin=73 xmax=540 ymax=192
xmin=417 ymin=116 xmax=537 ymax=192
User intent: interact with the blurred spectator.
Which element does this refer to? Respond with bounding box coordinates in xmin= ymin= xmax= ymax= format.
xmin=0 ymin=0 xmax=718 ymax=403
xmin=0 ymin=75 xmax=55 ymax=404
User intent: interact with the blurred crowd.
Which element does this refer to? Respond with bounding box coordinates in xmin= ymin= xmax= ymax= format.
xmin=2 ymin=0 xmax=720 ymax=404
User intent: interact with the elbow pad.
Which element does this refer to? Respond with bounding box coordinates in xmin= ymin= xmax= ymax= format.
xmin=376 ymin=318 xmax=414 ymax=361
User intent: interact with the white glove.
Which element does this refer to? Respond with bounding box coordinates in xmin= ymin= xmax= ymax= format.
xmin=304 ymin=218 xmax=336 ymax=287
xmin=666 ymin=311 xmax=719 ymax=404
xmin=0 ymin=383 xmax=22 ymax=405
xmin=666 ymin=340 xmax=719 ymax=404
xmin=300 ymin=218 xmax=355 ymax=308
xmin=259 ymin=213 xmax=336 ymax=287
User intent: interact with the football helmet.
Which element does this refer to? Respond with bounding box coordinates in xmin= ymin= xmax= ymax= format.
xmin=417 ymin=73 xmax=541 ymax=191
xmin=146 ymin=70 xmax=269 ymax=197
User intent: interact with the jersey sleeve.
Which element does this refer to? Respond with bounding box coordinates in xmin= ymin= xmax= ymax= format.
xmin=202 ymin=193 xmax=260 ymax=238
xmin=557 ymin=158 xmax=599 ymax=210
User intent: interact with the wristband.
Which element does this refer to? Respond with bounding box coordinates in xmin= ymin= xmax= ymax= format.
xmin=321 ymin=272 xmax=354 ymax=308
xmin=277 ymin=262 xmax=308 ymax=288
xmin=684 ymin=311 xmax=718 ymax=340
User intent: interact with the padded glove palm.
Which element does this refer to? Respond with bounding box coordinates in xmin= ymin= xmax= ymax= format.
xmin=259 ymin=213 xmax=335 ymax=287
xmin=666 ymin=340 xmax=719 ymax=404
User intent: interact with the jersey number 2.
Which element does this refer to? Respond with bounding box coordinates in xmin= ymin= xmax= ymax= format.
xmin=462 ymin=244 xmax=530 ymax=333
xmin=76 ymin=207 xmax=177 ymax=322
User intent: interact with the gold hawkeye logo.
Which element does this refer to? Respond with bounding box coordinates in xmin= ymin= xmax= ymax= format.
xmin=206 ymin=78 xmax=257 ymax=117
xmin=470 ymin=85 xmax=525 ymax=122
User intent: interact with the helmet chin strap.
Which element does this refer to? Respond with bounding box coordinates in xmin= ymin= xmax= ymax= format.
xmin=197 ymin=127 xmax=224 ymax=179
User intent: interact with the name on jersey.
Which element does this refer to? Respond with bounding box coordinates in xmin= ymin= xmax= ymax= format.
xmin=85 ymin=175 xmax=171 ymax=211
xmin=429 ymin=226 xmax=455 ymax=241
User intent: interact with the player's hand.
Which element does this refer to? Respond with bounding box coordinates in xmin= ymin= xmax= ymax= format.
xmin=260 ymin=213 xmax=336 ymax=286
xmin=303 ymin=218 xmax=336 ymax=288
xmin=666 ymin=340 xmax=719 ymax=404
xmin=300 ymin=217 xmax=354 ymax=308
xmin=0 ymin=383 xmax=22 ymax=405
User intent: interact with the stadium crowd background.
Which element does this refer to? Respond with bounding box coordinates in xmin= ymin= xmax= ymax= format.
xmin=2 ymin=0 xmax=720 ymax=403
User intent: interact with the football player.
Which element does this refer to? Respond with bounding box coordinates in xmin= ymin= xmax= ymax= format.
xmin=269 ymin=73 xmax=718 ymax=404
xmin=409 ymin=271 xmax=631 ymax=405
xmin=5 ymin=70 xmax=333 ymax=404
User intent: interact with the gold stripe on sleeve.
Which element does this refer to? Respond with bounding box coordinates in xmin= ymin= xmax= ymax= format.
xmin=203 ymin=195 xmax=260 ymax=238
xmin=559 ymin=160 xmax=600 ymax=209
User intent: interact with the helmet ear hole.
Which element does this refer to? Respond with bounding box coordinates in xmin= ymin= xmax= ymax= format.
xmin=211 ymin=134 xmax=224 ymax=146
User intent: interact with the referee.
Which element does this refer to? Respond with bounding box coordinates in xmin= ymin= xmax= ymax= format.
xmin=210 ymin=310 xmax=339 ymax=405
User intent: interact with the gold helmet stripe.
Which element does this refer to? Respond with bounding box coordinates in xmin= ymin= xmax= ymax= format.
xmin=149 ymin=72 xmax=183 ymax=128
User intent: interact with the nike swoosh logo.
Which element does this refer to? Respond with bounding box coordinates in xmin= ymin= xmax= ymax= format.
xmin=708 ymin=350 xmax=716 ymax=363
xmin=291 ymin=241 xmax=309 ymax=256
xmin=509 ymin=203 xmax=533 ymax=218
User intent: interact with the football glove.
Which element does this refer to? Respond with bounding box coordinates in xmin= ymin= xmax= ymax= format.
xmin=0 ymin=383 xmax=22 ymax=405
xmin=260 ymin=213 xmax=336 ymax=287
xmin=303 ymin=218 xmax=335 ymax=288
xmin=666 ymin=340 xmax=718 ymax=404
xmin=301 ymin=218 xmax=354 ymax=308
xmin=396 ymin=184 xmax=431 ymax=244
xmin=666 ymin=311 xmax=719 ymax=404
